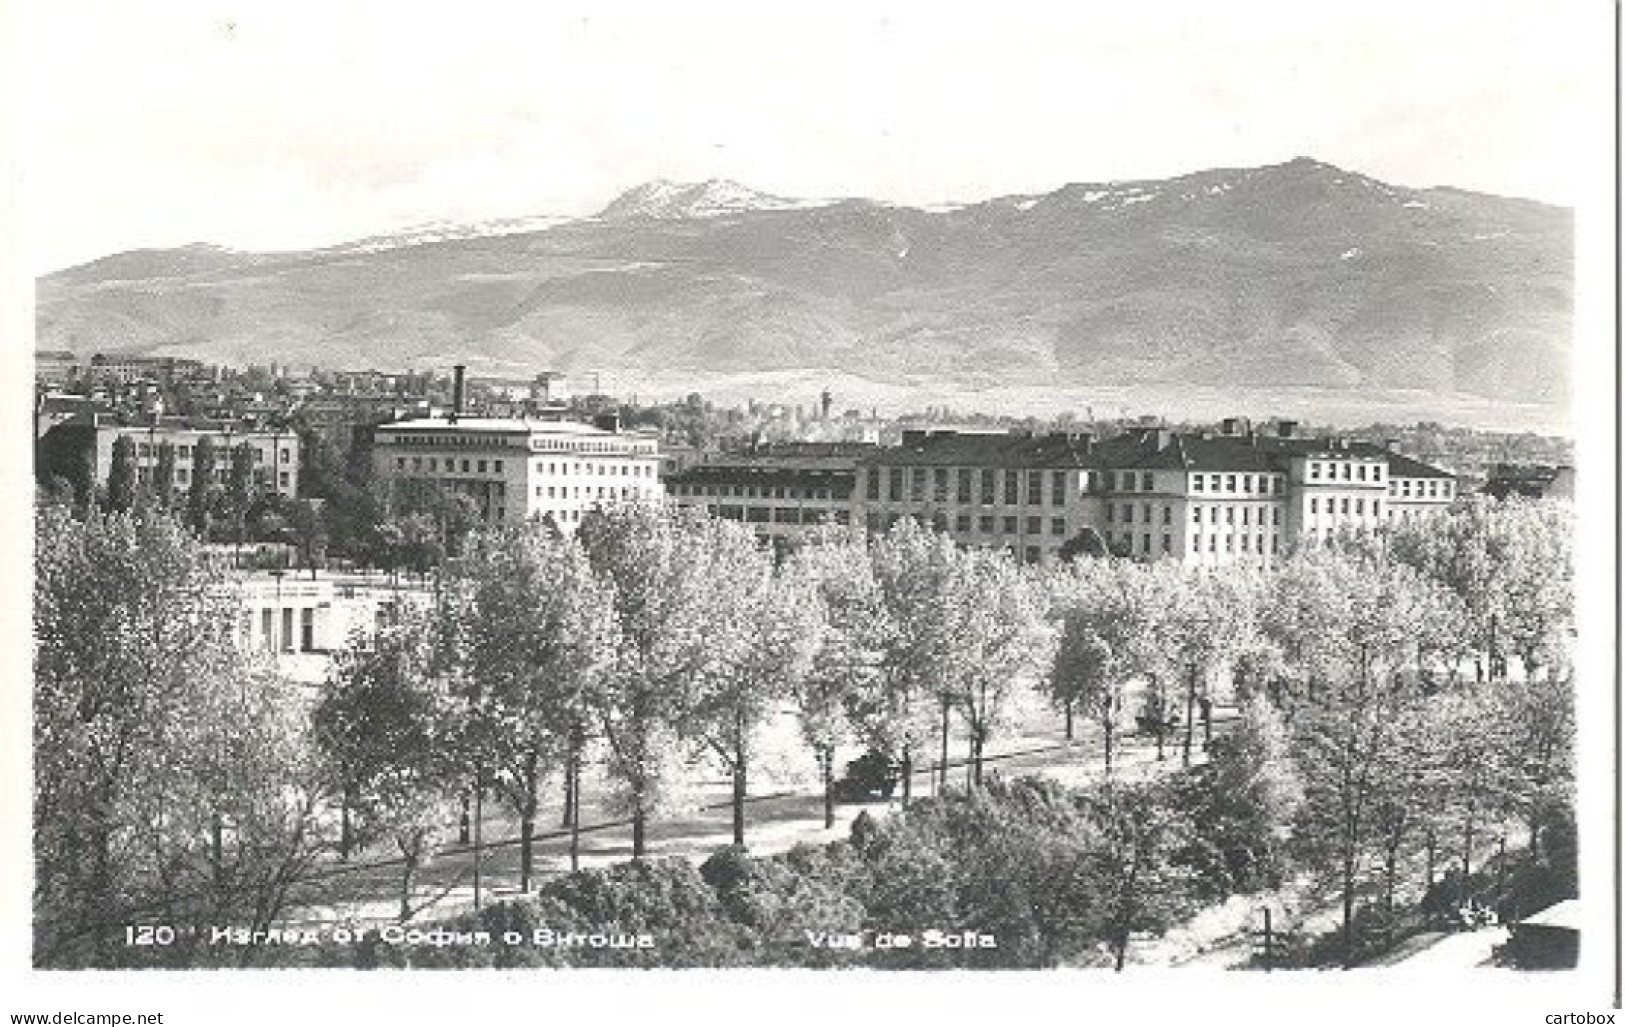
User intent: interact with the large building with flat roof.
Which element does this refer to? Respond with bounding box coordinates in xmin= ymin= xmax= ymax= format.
xmin=371 ymin=414 xmax=662 ymax=530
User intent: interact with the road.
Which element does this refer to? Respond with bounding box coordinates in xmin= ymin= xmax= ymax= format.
xmin=286 ymin=714 xmax=1231 ymax=927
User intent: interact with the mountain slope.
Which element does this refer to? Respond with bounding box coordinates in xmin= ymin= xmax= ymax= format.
xmin=36 ymin=159 xmax=1572 ymax=411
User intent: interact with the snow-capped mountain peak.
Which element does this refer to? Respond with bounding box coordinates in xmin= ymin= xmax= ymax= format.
xmin=596 ymin=178 xmax=829 ymax=220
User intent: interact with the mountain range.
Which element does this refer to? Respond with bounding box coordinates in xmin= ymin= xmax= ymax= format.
xmin=35 ymin=158 xmax=1572 ymax=425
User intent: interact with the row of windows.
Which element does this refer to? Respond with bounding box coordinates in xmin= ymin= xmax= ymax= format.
xmin=715 ymin=506 xmax=852 ymax=526
xmin=1308 ymin=496 xmax=1381 ymax=517
xmin=1188 ymin=533 xmax=1280 ymax=555
xmin=131 ymin=441 xmax=293 ymax=464
xmin=865 ymin=467 xmax=1070 ymax=507
xmin=672 ymin=483 xmax=836 ymax=501
xmin=534 ymin=484 xmax=652 ymax=502
xmin=136 ymin=466 xmax=292 ymax=489
xmin=1309 ymin=460 xmax=1382 ymax=483
xmin=1391 ymin=478 xmax=1452 ymax=499
xmin=390 ymin=433 xmax=654 ymax=458
xmin=536 ymin=461 xmax=655 ymax=478
xmin=1188 ymin=472 xmax=1284 ymax=496
xmin=1190 ymin=505 xmax=1283 ymax=527
xmin=400 ymin=456 xmax=505 ymax=474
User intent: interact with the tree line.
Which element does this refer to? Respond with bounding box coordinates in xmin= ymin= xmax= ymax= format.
xmin=33 ymin=487 xmax=1574 ymax=968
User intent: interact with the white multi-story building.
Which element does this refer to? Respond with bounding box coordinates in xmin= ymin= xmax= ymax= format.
xmin=843 ymin=419 xmax=1458 ymax=567
xmin=371 ymin=414 xmax=662 ymax=530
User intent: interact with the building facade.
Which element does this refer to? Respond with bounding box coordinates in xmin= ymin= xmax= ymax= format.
xmin=37 ymin=415 xmax=302 ymax=501
xmin=371 ymin=414 xmax=662 ymax=529
xmin=664 ymin=442 xmax=875 ymax=543
xmin=663 ymin=419 xmax=1459 ymax=567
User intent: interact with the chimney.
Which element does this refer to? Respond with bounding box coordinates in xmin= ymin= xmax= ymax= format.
xmin=450 ymin=364 xmax=466 ymax=423
xmin=1154 ymin=428 xmax=1173 ymax=450
xmin=592 ymin=412 xmax=621 ymax=433
xmin=1277 ymin=420 xmax=1298 ymax=438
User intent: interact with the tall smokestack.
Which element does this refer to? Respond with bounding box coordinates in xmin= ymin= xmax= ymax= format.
xmin=451 ymin=364 xmax=466 ymax=422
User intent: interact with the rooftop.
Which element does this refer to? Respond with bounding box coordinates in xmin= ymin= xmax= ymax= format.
xmin=379 ymin=416 xmax=619 ymax=436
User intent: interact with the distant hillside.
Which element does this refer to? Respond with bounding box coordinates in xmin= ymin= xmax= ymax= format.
xmin=36 ymin=158 xmax=1572 ymax=419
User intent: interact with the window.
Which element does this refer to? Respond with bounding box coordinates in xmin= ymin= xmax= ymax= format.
xmin=1103 ymin=471 xmax=1116 ymax=491
xmin=1272 ymin=507 xmax=1281 ymax=526
xmin=1209 ymin=535 xmax=1217 ymax=552
xmin=957 ymin=469 xmax=973 ymax=504
xmin=261 ymin=609 xmax=274 ymax=652
xmin=1373 ymin=500 xmax=1382 ymax=517
xmin=865 ymin=469 xmax=880 ymax=501
xmin=1024 ymin=546 xmax=1040 ymax=565
xmin=906 ymin=468 xmax=923 ymax=503
xmin=1107 ymin=504 xmax=1116 ymax=523
xmin=979 ymin=515 xmax=995 ymax=534
xmin=1003 ymin=516 xmax=1019 ymax=534
xmin=1051 ymin=470 xmax=1066 ymax=505
xmin=1162 ymin=506 xmax=1171 ymax=525
xmin=281 ymin=608 xmax=295 ymax=653
xmin=1226 ymin=507 xmax=1235 ymax=525
xmin=1123 ymin=505 xmax=1133 ymax=524
xmin=1242 ymin=475 xmax=1252 ymax=493
xmin=1340 ymin=497 xmax=1350 ymax=515
xmin=888 ymin=469 xmax=904 ymax=503
xmin=1161 ymin=534 xmax=1171 ymax=554
xmin=934 ymin=468 xmax=949 ymax=502
xmin=1192 ymin=535 xmax=1201 ymax=552
xmin=1003 ymin=470 xmax=1019 ymax=505
xmin=279 ymin=472 xmax=289 ymax=488
xmin=1027 ymin=516 xmax=1041 ymax=534
xmin=1225 ymin=475 xmax=1236 ymax=492
xmin=1355 ymin=498 xmax=1365 ymax=515
xmin=494 ymin=460 xmax=504 ymax=472
xmin=1142 ymin=533 xmax=1151 ymax=553
xmin=1241 ymin=507 xmax=1250 ymax=526
xmin=955 ymin=514 xmax=972 ymax=533
xmin=1310 ymin=497 xmax=1318 ymax=514
xmin=1356 ymin=464 xmax=1366 ymax=481
xmin=980 ymin=469 xmax=996 ymax=505
xmin=300 ymin=608 xmax=315 ymax=652
xmin=1052 ymin=517 xmax=1066 ymax=536
xmin=1027 ymin=471 xmax=1043 ymax=506
xmin=1193 ymin=506 xmax=1203 ymax=523
xmin=1193 ymin=474 xmax=1205 ymax=492
xmin=1141 ymin=472 xmax=1153 ymax=492
xmin=1241 ymin=535 xmax=1251 ymax=552
xmin=1310 ymin=462 xmax=1321 ymax=480
xmin=462 ymin=460 xmax=471 ymax=473
xmin=1342 ymin=463 xmax=1352 ymax=480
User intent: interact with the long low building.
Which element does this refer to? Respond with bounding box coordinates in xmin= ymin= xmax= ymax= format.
xmin=668 ymin=418 xmax=1459 ymax=566
xmin=663 ymin=442 xmax=875 ymax=542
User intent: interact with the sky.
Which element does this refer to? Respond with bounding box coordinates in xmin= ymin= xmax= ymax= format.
xmin=9 ymin=0 xmax=1606 ymax=272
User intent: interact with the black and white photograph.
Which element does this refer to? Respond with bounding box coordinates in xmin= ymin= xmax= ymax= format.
xmin=2 ymin=0 xmax=1616 ymax=1020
